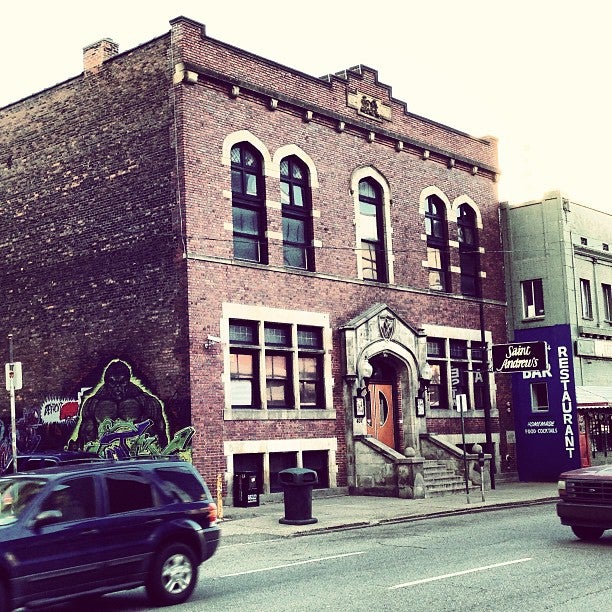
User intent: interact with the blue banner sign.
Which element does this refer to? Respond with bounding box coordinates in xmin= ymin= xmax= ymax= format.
xmin=512 ymin=326 xmax=581 ymax=481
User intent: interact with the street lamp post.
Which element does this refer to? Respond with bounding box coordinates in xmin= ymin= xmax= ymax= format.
xmin=479 ymin=302 xmax=496 ymax=489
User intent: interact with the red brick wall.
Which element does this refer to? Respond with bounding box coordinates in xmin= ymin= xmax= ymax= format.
xmin=0 ymin=36 xmax=192 ymax=438
xmin=0 ymin=19 xmax=511 ymax=487
xmin=173 ymin=19 xmax=510 ymax=484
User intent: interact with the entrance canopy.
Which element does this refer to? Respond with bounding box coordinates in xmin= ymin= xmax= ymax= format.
xmin=576 ymin=386 xmax=612 ymax=409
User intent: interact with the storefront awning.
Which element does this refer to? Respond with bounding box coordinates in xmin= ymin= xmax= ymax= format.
xmin=576 ymin=386 xmax=612 ymax=409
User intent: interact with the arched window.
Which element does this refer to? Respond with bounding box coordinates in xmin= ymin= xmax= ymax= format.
xmin=457 ymin=204 xmax=480 ymax=296
xmin=231 ymin=143 xmax=267 ymax=263
xmin=358 ymin=178 xmax=387 ymax=282
xmin=280 ymin=156 xmax=314 ymax=270
xmin=425 ymin=195 xmax=449 ymax=291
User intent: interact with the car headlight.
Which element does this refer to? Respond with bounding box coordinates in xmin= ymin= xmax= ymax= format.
xmin=558 ymin=479 xmax=566 ymax=498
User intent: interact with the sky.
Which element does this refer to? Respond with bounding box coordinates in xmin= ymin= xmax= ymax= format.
xmin=2 ymin=0 xmax=611 ymax=214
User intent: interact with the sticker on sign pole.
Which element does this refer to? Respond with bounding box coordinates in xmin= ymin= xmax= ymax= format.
xmin=455 ymin=393 xmax=468 ymax=413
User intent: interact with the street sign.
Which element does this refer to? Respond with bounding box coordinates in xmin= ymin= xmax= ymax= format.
xmin=5 ymin=362 xmax=23 ymax=391
xmin=491 ymin=341 xmax=548 ymax=373
xmin=456 ymin=393 xmax=467 ymax=413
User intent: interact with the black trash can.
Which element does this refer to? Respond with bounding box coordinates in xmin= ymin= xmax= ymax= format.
xmin=233 ymin=471 xmax=259 ymax=507
xmin=278 ymin=467 xmax=318 ymax=525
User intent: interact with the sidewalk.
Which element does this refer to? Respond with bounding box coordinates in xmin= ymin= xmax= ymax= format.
xmin=218 ymin=481 xmax=559 ymax=542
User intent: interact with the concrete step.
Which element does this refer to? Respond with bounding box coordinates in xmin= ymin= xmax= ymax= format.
xmin=423 ymin=460 xmax=470 ymax=497
xmin=425 ymin=474 xmax=465 ymax=486
xmin=426 ymin=485 xmax=469 ymax=497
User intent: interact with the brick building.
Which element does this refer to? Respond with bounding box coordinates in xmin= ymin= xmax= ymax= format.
xmin=0 ymin=16 xmax=512 ymax=499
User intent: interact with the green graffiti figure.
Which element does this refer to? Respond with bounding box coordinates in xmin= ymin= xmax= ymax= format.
xmin=69 ymin=360 xmax=170 ymax=451
xmin=84 ymin=418 xmax=163 ymax=458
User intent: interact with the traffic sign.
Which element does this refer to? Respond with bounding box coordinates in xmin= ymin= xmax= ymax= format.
xmin=5 ymin=362 xmax=23 ymax=391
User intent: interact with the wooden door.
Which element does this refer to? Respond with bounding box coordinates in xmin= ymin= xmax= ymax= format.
xmin=366 ymin=383 xmax=395 ymax=449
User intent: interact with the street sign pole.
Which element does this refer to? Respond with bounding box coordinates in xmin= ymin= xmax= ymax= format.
xmin=480 ymin=302 xmax=495 ymax=489
xmin=456 ymin=393 xmax=470 ymax=504
xmin=7 ymin=335 xmax=17 ymax=474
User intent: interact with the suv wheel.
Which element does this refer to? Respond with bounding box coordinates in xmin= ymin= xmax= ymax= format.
xmin=571 ymin=526 xmax=604 ymax=541
xmin=146 ymin=543 xmax=198 ymax=606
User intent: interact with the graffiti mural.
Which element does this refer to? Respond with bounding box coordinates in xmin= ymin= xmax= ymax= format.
xmin=41 ymin=395 xmax=82 ymax=422
xmin=70 ymin=360 xmax=169 ymax=449
xmin=0 ymin=407 xmax=48 ymax=473
xmin=69 ymin=359 xmax=194 ymax=459
xmin=0 ymin=359 xmax=194 ymax=471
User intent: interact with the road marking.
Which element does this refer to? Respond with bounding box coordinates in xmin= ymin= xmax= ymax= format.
xmin=219 ymin=551 xmax=366 ymax=578
xmin=389 ymin=557 xmax=533 ymax=590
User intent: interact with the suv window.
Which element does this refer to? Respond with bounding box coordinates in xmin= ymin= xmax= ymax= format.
xmin=19 ymin=458 xmax=58 ymax=471
xmin=155 ymin=466 xmax=207 ymax=502
xmin=105 ymin=472 xmax=157 ymax=513
xmin=40 ymin=476 xmax=96 ymax=522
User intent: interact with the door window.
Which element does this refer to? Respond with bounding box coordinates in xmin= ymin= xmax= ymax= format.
xmin=40 ymin=477 xmax=96 ymax=522
xmin=378 ymin=391 xmax=388 ymax=426
xmin=105 ymin=472 xmax=157 ymax=513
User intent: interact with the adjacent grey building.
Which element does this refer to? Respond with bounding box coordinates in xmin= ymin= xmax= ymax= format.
xmin=501 ymin=191 xmax=612 ymax=479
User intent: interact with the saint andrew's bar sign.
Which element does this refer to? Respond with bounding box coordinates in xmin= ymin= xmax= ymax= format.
xmin=491 ymin=341 xmax=548 ymax=373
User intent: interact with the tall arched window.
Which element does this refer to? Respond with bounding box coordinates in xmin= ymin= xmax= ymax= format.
xmin=457 ymin=204 xmax=480 ymax=296
xmin=231 ymin=143 xmax=267 ymax=263
xmin=358 ymin=178 xmax=387 ymax=282
xmin=425 ymin=195 xmax=449 ymax=291
xmin=280 ymin=156 xmax=314 ymax=270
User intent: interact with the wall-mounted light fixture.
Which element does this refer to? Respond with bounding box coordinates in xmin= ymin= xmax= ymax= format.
xmin=419 ymin=362 xmax=433 ymax=408
xmin=420 ymin=363 xmax=433 ymax=382
xmin=357 ymin=356 xmax=373 ymax=395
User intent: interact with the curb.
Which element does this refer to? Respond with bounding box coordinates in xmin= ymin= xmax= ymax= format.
xmin=285 ymin=497 xmax=559 ymax=538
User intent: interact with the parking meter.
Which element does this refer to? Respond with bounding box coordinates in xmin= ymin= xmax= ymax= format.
xmin=472 ymin=444 xmax=485 ymax=502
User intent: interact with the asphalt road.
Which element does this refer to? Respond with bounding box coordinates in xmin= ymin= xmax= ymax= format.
xmin=55 ymin=502 xmax=612 ymax=611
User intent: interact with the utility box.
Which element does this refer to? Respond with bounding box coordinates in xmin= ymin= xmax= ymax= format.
xmin=278 ymin=467 xmax=318 ymax=525
xmin=233 ymin=471 xmax=259 ymax=507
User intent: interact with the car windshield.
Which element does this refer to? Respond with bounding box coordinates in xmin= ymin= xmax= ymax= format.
xmin=0 ymin=477 xmax=46 ymax=524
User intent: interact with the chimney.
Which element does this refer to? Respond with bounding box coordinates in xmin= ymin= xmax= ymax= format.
xmin=83 ymin=38 xmax=119 ymax=74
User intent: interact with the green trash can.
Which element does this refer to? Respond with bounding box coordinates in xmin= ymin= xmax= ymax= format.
xmin=278 ymin=467 xmax=318 ymax=525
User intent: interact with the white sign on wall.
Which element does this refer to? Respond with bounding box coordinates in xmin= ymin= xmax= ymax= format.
xmin=5 ymin=362 xmax=22 ymax=391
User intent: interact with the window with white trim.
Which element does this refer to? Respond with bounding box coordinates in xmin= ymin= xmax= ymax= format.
xmin=231 ymin=143 xmax=267 ymax=263
xmin=358 ymin=178 xmax=387 ymax=282
xmin=450 ymin=340 xmax=469 ymax=409
xmin=281 ymin=156 xmax=314 ymax=270
xmin=426 ymin=338 xmax=448 ymax=409
xmin=425 ymin=195 xmax=450 ymax=292
xmin=427 ymin=337 xmax=487 ymax=411
xmin=229 ymin=320 xmax=259 ymax=408
xmin=580 ymin=278 xmax=593 ymax=319
xmin=457 ymin=204 xmax=480 ymax=297
xmin=530 ymin=382 xmax=549 ymax=412
xmin=229 ymin=319 xmax=325 ymax=411
xmin=521 ymin=278 xmax=545 ymax=318
xmin=603 ymin=283 xmax=612 ymax=322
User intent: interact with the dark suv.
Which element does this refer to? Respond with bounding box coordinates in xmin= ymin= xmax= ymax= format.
xmin=1 ymin=450 xmax=103 ymax=475
xmin=557 ymin=464 xmax=612 ymax=540
xmin=0 ymin=458 xmax=220 ymax=609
